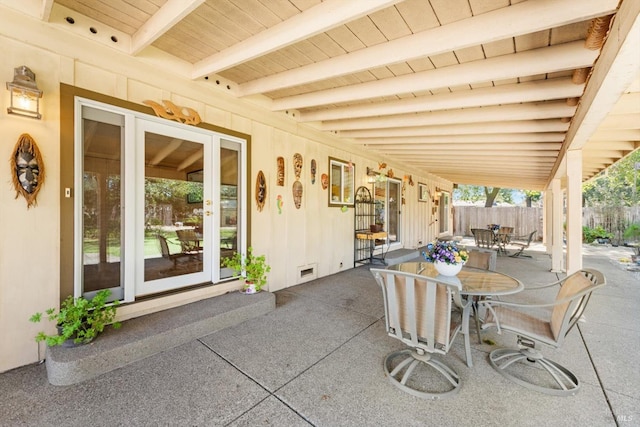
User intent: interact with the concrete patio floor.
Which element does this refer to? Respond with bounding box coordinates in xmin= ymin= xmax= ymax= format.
xmin=1 ymin=241 xmax=638 ymax=426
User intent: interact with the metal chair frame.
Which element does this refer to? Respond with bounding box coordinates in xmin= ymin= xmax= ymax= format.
xmin=480 ymin=269 xmax=605 ymax=396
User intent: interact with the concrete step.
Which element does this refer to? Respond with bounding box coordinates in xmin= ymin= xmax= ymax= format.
xmin=384 ymin=248 xmax=422 ymax=265
xmin=45 ymin=290 xmax=275 ymax=386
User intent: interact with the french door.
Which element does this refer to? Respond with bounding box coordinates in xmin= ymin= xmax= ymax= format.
xmin=76 ymin=99 xmax=246 ymax=302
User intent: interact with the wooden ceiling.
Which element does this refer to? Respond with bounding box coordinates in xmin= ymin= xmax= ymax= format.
xmin=16 ymin=0 xmax=640 ymax=190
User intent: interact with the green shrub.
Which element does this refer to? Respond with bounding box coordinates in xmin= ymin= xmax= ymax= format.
xmin=582 ymin=225 xmax=613 ymax=243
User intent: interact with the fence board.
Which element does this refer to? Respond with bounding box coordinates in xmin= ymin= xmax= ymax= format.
xmin=453 ymin=206 xmax=542 ymax=239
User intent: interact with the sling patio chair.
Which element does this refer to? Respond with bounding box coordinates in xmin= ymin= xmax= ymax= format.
xmin=508 ymin=230 xmax=537 ymax=258
xmin=464 ymin=248 xmax=497 ymax=343
xmin=471 ymin=228 xmax=496 ymax=249
xmin=371 ymin=268 xmax=472 ymax=399
xmin=480 ymin=269 xmax=605 ymax=396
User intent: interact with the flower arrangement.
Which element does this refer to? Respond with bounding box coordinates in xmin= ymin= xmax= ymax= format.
xmin=422 ymin=240 xmax=468 ymax=265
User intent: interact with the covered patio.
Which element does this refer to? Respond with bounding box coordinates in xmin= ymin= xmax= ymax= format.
xmin=2 ymin=241 xmax=638 ymax=425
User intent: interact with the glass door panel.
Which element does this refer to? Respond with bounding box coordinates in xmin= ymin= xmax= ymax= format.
xmin=137 ymin=121 xmax=212 ymax=295
xmin=388 ymin=180 xmax=400 ymax=244
xmin=220 ymin=145 xmax=239 ymax=279
xmin=80 ymin=106 xmax=125 ymax=301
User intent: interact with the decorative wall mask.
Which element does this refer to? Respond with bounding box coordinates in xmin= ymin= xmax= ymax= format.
xmin=276 ymin=156 xmax=284 ymax=186
xmin=11 ymin=133 xmax=44 ymax=208
xmin=321 ymin=173 xmax=328 ymax=190
xmin=143 ymin=100 xmax=201 ymax=125
xmin=293 ymin=153 xmax=303 ymax=180
xmin=255 ymin=171 xmax=266 ymax=211
xmin=310 ymin=159 xmax=317 ymax=184
xmin=292 ymin=181 xmax=303 ymax=209
xmin=276 ymin=195 xmax=283 ymax=214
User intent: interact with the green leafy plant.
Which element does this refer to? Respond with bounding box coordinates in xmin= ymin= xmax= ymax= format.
xmin=29 ymin=289 xmax=121 ymax=346
xmin=623 ymin=223 xmax=640 ymax=242
xmin=222 ymin=247 xmax=271 ymax=291
xmin=582 ymin=225 xmax=613 ymax=243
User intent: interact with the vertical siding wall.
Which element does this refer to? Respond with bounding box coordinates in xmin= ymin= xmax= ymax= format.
xmin=454 ymin=206 xmax=543 ymax=239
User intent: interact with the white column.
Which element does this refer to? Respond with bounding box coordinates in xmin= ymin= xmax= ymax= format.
xmin=550 ymin=178 xmax=564 ymax=273
xmin=566 ymin=150 xmax=583 ymax=274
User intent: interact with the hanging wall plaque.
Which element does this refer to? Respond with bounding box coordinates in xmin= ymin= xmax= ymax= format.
xmin=293 ymin=153 xmax=303 ymax=180
xmin=256 ymin=171 xmax=266 ymax=211
xmin=276 ymin=156 xmax=284 ymax=186
xmin=310 ymin=159 xmax=317 ymax=184
xmin=11 ymin=133 xmax=45 ymax=208
xmin=292 ymin=180 xmax=303 ymax=209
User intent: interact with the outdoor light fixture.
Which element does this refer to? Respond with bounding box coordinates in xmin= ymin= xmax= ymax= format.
xmin=6 ymin=66 xmax=43 ymax=119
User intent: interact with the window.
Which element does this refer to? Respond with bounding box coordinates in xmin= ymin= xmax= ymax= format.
xmin=328 ymin=157 xmax=355 ymax=207
xmin=439 ymin=191 xmax=450 ymax=234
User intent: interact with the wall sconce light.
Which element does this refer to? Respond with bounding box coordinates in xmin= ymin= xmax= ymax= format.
xmin=6 ymin=66 xmax=43 ymax=119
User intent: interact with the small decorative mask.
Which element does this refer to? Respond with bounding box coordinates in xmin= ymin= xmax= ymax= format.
xmin=293 ymin=153 xmax=303 ymax=180
xmin=292 ymin=181 xmax=303 ymax=209
xmin=276 ymin=156 xmax=284 ymax=186
xmin=321 ymin=173 xmax=328 ymax=190
xmin=11 ymin=133 xmax=45 ymax=208
xmin=255 ymin=171 xmax=266 ymax=211
xmin=310 ymin=159 xmax=317 ymax=184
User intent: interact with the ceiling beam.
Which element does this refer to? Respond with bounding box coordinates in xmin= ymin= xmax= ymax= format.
xmin=589 ymin=129 xmax=640 ymax=140
xmin=239 ymin=0 xmax=617 ymax=95
xmin=272 ymin=41 xmax=598 ymax=110
xmin=339 ymin=120 xmax=570 ymax=138
xmin=192 ymin=0 xmax=401 ymax=78
xmin=353 ymin=133 xmax=565 ymax=145
xmin=367 ymin=143 xmax=562 ymax=151
xmin=299 ymin=78 xmax=584 ymax=122
xmin=323 ymin=101 xmax=576 ymax=131
xmin=41 ymin=0 xmax=53 ymax=20
xmin=131 ymin=0 xmax=205 ymax=55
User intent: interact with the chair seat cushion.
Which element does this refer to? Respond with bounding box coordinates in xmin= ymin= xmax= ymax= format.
xmin=485 ymin=306 xmax=555 ymax=344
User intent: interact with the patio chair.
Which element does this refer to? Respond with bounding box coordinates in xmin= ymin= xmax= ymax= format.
xmin=464 ymin=248 xmax=497 ymax=344
xmin=370 ymin=268 xmax=472 ymax=399
xmin=508 ymin=230 xmax=537 ymax=258
xmin=466 ymin=248 xmax=497 ymax=271
xmin=471 ymin=228 xmax=496 ymax=249
xmin=480 ymin=268 xmax=606 ymax=396
xmin=496 ymin=227 xmax=514 ymax=255
xmin=157 ymin=235 xmax=188 ymax=268
xmin=175 ymin=229 xmax=203 ymax=255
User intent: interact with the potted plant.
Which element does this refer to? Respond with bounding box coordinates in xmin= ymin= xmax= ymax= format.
xmin=222 ymin=247 xmax=271 ymax=293
xmin=29 ymin=289 xmax=121 ymax=347
xmin=422 ymin=240 xmax=468 ymax=276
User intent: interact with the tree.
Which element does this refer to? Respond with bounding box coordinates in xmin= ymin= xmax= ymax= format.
xmin=583 ymin=150 xmax=640 ymax=207
xmin=524 ymin=190 xmax=542 ymax=207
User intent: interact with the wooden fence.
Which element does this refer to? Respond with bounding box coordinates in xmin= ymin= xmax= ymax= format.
xmin=453 ymin=206 xmax=543 ymax=239
xmin=454 ymin=205 xmax=640 ymax=241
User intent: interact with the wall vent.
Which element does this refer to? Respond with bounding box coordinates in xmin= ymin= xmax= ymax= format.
xmin=297 ymin=263 xmax=317 ymax=284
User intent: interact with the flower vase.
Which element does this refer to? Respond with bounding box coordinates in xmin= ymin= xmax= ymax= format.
xmin=434 ymin=261 xmax=463 ymax=276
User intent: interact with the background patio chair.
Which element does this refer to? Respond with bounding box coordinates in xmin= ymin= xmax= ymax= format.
xmin=370 ymin=268 xmax=472 ymax=399
xmin=508 ymin=230 xmax=537 ymax=257
xmin=471 ymin=228 xmax=496 ymax=249
xmin=175 ymin=229 xmax=203 ymax=255
xmin=480 ymin=268 xmax=606 ymax=396
xmin=466 ymin=248 xmax=497 ymax=271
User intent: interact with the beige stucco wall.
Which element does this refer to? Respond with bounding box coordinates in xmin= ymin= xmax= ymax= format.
xmin=0 ymin=7 xmax=451 ymax=373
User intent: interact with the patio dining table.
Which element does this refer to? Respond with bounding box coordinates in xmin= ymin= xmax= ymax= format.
xmin=387 ymin=261 xmax=524 ymax=350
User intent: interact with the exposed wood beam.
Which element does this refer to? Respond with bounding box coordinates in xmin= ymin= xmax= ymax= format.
xmin=585 ymin=141 xmax=639 ymax=150
xmin=300 ymin=78 xmax=583 ymax=122
xmin=385 ymin=151 xmax=560 ymax=158
xmin=177 ymin=149 xmax=203 ymax=171
xmin=589 ymin=129 xmax=640 ymax=140
xmin=367 ymin=143 xmax=562 ymax=151
xmin=239 ymin=0 xmax=617 ymax=95
xmin=323 ymin=101 xmax=576 ymax=131
xmin=272 ymin=41 xmax=598 ymax=110
xmin=583 ymin=150 xmax=626 ymax=158
xmin=353 ymin=134 xmax=565 ymax=145
xmin=598 ymin=113 xmax=640 ymax=129
xmin=132 ymin=0 xmax=205 ymax=55
xmin=41 ymin=0 xmax=53 ymax=20
xmin=192 ymin=0 xmax=401 ymax=78
xmin=149 ymin=138 xmax=183 ymax=166
xmin=339 ymin=120 xmax=569 ymax=138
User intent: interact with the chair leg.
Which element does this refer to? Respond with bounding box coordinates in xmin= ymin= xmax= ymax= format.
xmin=384 ymin=349 xmax=461 ymax=400
xmin=489 ymin=347 xmax=580 ymax=396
